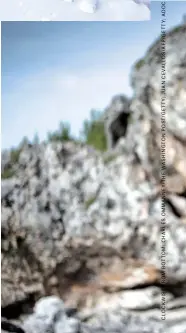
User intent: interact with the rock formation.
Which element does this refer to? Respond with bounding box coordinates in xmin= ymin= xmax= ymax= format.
xmin=1 ymin=319 xmax=25 ymax=333
xmin=103 ymin=94 xmax=131 ymax=150
xmin=1 ymin=21 xmax=186 ymax=333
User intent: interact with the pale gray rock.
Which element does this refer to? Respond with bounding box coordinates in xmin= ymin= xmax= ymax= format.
xmin=131 ymin=24 xmax=186 ymax=143
xmin=23 ymin=296 xmax=80 ymax=333
xmin=98 ymin=287 xmax=173 ymax=311
xmin=1 ymin=150 xmax=11 ymax=173
xmin=22 ymin=296 xmax=166 ymax=333
xmin=81 ymin=308 xmax=164 ymax=333
xmin=1 ymin=178 xmax=19 ymax=200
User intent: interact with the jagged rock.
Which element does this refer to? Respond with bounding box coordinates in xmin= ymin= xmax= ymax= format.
xmin=21 ymin=295 xmax=186 ymax=333
xmin=1 ymin=319 xmax=25 ymax=333
xmin=81 ymin=309 xmax=164 ymax=333
xmin=103 ymin=95 xmax=131 ymax=150
xmin=1 ymin=21 xmax=186 ymax=332
xmin=23 ymin=296 xmax=80 ymax=333
xmin=1 ymin=150 xmax=11 ymax=173
xmin=130 ymin=23 xmax=186 ymax=166
xmin=91 ymin=286 xmax=173 ymax=311
xmin=167 ymin=194 xmax=186 ymax=217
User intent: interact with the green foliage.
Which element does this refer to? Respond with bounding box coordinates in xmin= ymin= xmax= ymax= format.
xmin=1 ymin=147 xmax=21 ymax=179
xmin=85 ymin=195 xmax=97 ymax=209
xmin=135 ymin=58 xmax=145 ymax=70
xmin=10 ymin=148 xmax=21 ymax=164
xmin=2 ymin=108 xmax=108 ymax=182
xmin=1 ymin=168 xmax=15 ymax=179
xmin=47 ymin=122 xmax=72 ymax=142
xmin=81 ymin=109 xmax=107 ymax=152
xmin=170 ymin=25 xmax=183 ymax=34
xmin=1 ymin=136 xmax=30 ymax=179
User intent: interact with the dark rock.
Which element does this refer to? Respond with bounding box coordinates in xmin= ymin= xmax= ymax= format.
xmin=1 ymin=319 xmax=25 ymax=333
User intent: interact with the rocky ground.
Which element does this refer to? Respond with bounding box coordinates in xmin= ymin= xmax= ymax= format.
xmin=1 ymin=22 xmax=186 ymax=333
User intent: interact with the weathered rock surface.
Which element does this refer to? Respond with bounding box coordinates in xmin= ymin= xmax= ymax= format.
xmin=1 ymin=21 xmax=186 ymax=333
xmin=4 ymin=296 xmax=186 ymax=333
xmin=23 ymin=296 xmax=80 ymax=333
xmin=103 ymin=94 xmax=131 ymax=149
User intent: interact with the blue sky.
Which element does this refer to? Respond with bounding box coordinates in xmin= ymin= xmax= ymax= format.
xmin=1 ymin=1 xmax=185 ymax=149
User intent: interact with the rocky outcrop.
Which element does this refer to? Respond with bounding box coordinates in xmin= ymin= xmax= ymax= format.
xmin=1 ymin=21 xmax=186 ymax=333
xmin=103 ymin=94 xmax=131 ymax=149
xmin=23 ymin=296 xmax=80 ymax=333
xmin=3 ymin=295 xmax=186 ymax=333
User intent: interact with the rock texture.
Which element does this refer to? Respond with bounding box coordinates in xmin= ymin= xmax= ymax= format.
xmin=103 ymin=94 xmax=131 ymax=149
xmin=3 ymin=295 xmax=186 ymax=333
xmin=23 ymin=296 xmax=80 ymax=333
xmin=1 ymin=22 xmax=186 ymax=333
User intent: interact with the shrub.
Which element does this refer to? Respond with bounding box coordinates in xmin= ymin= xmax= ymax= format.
xmin=1 ymin=168 xmax=15 ymax=179
xmin=10 ymin=148 xmax=21 ymax=164
xmin=47 ymin=122 xmax=73 ymax=142
xmin=170 ymin=25 xmax=183 ymax=35
xmin=1 ymin=146 xmax=22 ymax=179
xmin=80 ymin=109 xmax=107 ymax=152
xmin=135 ymin=58 xmax=145 ymax=70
